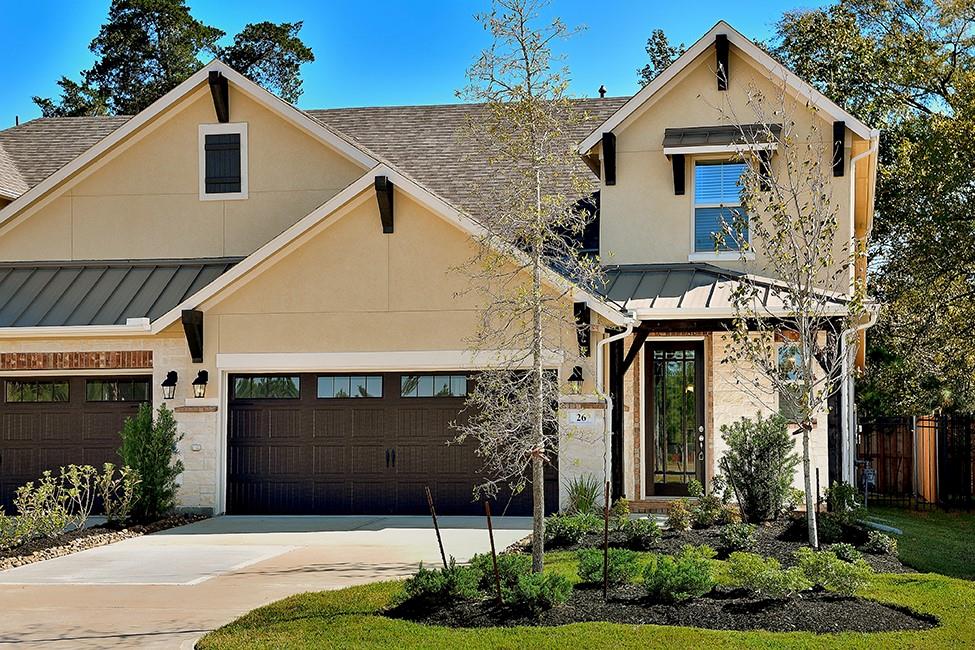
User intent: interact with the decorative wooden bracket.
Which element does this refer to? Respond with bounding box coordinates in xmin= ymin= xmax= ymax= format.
xmin=181 ymin=309 xmax=204 ymax=363
xmin=619 ymin=327 xmax=650 ymax=376
xmin=602 ymin=132 xmax=617 ymax=186
xmin=574 ymin=302 xmax=591 ymax=357
xmin=715 ymin=34 xmax=729 ymax=91
xmin=832 ymin=121 xmax=846 ymax=177
xmin=671 ymin=153 xmax=685 ymax=195
xmin=209 ymin=71 xmax=229 ymax=123
xmin=375 ymin=176 xmax=394 ymax=233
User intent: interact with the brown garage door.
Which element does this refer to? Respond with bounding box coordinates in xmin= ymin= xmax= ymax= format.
xmin=0 ymin=376 xmax=149 ymax=511
xmin=227 ymin=372 xmax=558 ymax=515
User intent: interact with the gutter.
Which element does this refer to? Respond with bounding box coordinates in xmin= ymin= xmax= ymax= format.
xmin=0 ymin=318 xmax=152 ymax=339
xmin=594 ymin=313 xmax=637 ymax=497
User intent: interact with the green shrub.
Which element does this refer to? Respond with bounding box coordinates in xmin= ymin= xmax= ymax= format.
xmin=544 ymin=512 xmax=601 ymax=545
xmin=0 ymin=510 xmax=20 ymax=549
xmin=577 ymin=547 xmax=639 ymax=586
xmin=565 ymin=474 xmax=601 ymax=515
xmin=404 ymin=558 xmax=482 ymax=603
xmin=13 ymin=471 xmax=71 ymax=539
xmin=120 ymin=404 xmax=185 ymax=521
xmin=815 ymin=512 xmax=846 ymax=544
xmin=507 ymin=572 xmax=572 ymax=614
xmin=794 ymin=547 xmax=872 ymax=596
xmin=787 ymin=488 xmax=805 ymax=512
xmin=610 ymin=498 xmax=630 ymax=531
xmin=694 ymin=494 xmax=724 ymax=528
xmin=726 ymin=551 xmax=811 ymax=599
xmin=862 ymin=530 xmax=898 ymax=555
xmin=98 ymin=463 xmax=139 ymax=525
xmin=666 ymin=499 xmax=693 ymax=532
xmin=720 ymin=522 xmax=757 ymax=551
xmin=711 ymin=473 xmax=734 ymax=504
xmin=623 ymin=517 xmax=661 ymax=550
xmin=643 ymin=545 xmax=715 ymax=602
xmin=719 ymin=503 xmax=743 ymax=525
xmin=61 ymin=464 xmax=99 ymax=529
xmin=719 ymin=414 xmax=799 ymax=523
xmin=825 ymin=481 xmax=865 ymax=524
xmin=468 ymin=552 xmax=530 ymax=591
xmin=687 ymin=478 xmax=704 ymax=498
xmin=830 ymin=542 xmax=863 ymax=563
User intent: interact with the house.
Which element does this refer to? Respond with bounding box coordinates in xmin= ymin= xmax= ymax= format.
xmin=0 ymin=21 xmax=877 ymax=516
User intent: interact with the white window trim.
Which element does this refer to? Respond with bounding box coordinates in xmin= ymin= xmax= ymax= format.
xmin=199 ymin=122 xmax=248 ymax=201
xmin=689 ymin=157 xmax=751 ymax=260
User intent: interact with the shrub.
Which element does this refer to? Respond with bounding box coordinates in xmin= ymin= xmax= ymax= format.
xmin=13 ymin=471 xmax=71 ymax=539
xmin=577 ymin=547 xmax=639 ymax=586
xmin=815 ymin=512 xmax=846 ymax=544
xmin=61 ymin=464 xmax=99 ymax=529
xmin=693 ymin=494 xmax=724 ymax=528
xmin=720 ymin=522 xmax=757 ymax=551
xmin=468 ymin=552 xmax=530 ymax=592
xmin=0 ymin=510 xmax=20 ymax=549
xmin=687 ymin=478 xmax=704 ymax=498
xmin=719 ymin=503 xmax=743 ymax=525
xmin=98 ymin=463 xmax=139 ymax=525
xmin=565 ymin=474 xmax=601 ymax=515
xmin=120 ymin=404 xmax=185 ymax=521
xmin=711 ymin=473 xmax=733 ymax=504
xmin=610 ymin=497 xmax=630 ymax=531
xmin=825 ymin=481 xmax=865 ymax=524
xmin=787 ymin=488 xmax=805 ymax=512
xmin=403 ymin=558 xmax=482 ymax=603
xmin=544 ymin=512 xmax=601 ymax=545
xmin=719 ymin=414 xmax=800 ymax=523
xmin=794 ymin=547 xmax=872 ymax=597
xmin=643 ymin=545 xmax=715 ymax=603
xmin=623 ymin=517 xmax=661 ymax=550
xmin=666 ymin=499 xmax=693 ymax=532
xmin=507 ymin=572 xmax=572 ymax=614
xmin=726 ymin=552 xmax=811 ymax=599
xmin=830 ymin=542 xmax=863 ymax=563
xmin=862 ymin=530 xmax=898 ymax=556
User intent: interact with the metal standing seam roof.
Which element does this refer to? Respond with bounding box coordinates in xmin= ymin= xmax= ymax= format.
xmin=0 ymin=258 xmax=241 ymax=327
xmin=662 ymin=123 xmax=782 ymax=148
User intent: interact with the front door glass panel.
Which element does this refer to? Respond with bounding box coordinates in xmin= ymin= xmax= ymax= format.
xmin=651 ymin=347 xmax=702 ymax=493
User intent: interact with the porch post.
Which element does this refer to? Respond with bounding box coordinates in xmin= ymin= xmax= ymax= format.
xmin=609 ymin=339 xmax=625 ymax=500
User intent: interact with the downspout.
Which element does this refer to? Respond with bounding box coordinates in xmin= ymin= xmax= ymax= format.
xmin=595 ymin=315 xmax=636 ymax=499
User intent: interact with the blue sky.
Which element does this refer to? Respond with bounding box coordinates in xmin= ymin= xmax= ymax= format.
xmin=0 ymin=0 xmax=829 ymax=126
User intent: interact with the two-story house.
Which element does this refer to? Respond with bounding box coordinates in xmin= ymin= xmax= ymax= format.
xmin=0 ymin=21 xmax=877 ymax=516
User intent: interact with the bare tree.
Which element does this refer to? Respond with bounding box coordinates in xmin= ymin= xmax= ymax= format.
xmin=453 ymin=0 xmax=601 ymax=573
xmin=714 ymin=81 xmax=869 ymax=548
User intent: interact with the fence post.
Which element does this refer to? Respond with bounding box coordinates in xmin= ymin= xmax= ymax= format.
xmin=911 ymin=416 xmax=918 ymax=510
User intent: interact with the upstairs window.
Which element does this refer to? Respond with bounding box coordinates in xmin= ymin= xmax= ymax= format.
xmin=693 ymin=161 xmax=748 ymax=253
xmin=199 ymin=123 xmax=248 ymax=200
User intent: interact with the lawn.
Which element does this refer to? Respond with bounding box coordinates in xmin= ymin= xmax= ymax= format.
xmin=867 ymin=506 xmax=975 ymax=580
xmin=198 ymin=551 xmax=975 ymax=649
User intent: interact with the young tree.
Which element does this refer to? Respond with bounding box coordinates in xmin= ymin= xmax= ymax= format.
xmin=715 ymin=85 xmax=868 ymax=548
xmin=453 ymin=0 xmax=600 ymax=573
xmin=120 ymin=403 xmax=185 ymax=521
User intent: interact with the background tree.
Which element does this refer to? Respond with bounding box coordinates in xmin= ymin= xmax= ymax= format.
xmin=34 ymin=0 xmax=314 ymax=116
xmin=637 ymin=29 xmax=685 ymax=86
xmin=453 ymin=0 xmax=599 ymax=573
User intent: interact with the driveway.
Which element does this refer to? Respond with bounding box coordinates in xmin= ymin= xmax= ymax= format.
xmin=0 ymin=515 xmax=531 ymax=649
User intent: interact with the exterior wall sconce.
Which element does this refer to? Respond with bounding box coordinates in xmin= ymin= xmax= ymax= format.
xmin=568 ymin=366 xmax=584 ymax=394
xmin=192 ymin=370 xmax=209 ymax=399
xmin=161 ymin=371 xmax=178 ymax=400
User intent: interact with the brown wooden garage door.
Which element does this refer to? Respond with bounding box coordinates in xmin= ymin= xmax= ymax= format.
xmin=227 ymin=372 xmax=558 ymax=515
xmin=0 ymin=376 xmax=149 ymax=511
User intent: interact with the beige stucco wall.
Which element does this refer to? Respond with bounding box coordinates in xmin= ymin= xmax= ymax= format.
xmin=0 ymin=84 xmax=365 ymax=262
xmin=599 ymin=44 xmax=855 ymax=291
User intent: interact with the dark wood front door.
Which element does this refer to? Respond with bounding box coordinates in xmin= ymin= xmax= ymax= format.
xmin=227 ymin=372 xmax=557 ymax=516
xmin=645 ymin=342 xmax=706 ymax=496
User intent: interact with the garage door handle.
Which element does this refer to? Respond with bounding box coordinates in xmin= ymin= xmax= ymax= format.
xmin=391 ymin=448 xmax=396 ymax=467
xmin=385 ymin=449 xmax=390 ymax=468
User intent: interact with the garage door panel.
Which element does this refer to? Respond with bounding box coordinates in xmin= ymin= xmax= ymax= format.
xmin=351 ymin=481 xmax=395 ymax=514
xmin=311 ymin=409 xmax=352 ymax=440
xmin=312 ymin=444 xmax=349 ymax=474
xmin=229 ymin=409 xmax=268 ymax=440
xmin=351 ymin=445 xmax=386 ymax=473
xmin=4 ymin=447 xmax=37 ymax=474
xmin=267 ymin=445 xmax=303 ymax=475
xmin=268 ymin=410 xmax=302 ymax=438
xmin=351 ymin=409 xmax=385 ymax=440
xmin=394 ymin=444 xmax=432 ymax=474
xmin=313 ymin=481 xmax=352 ymax=514
xmin=40 ymin=413 xmax=76 ymax=441
xmin=3 ymin=413 xmax=39 ymax=441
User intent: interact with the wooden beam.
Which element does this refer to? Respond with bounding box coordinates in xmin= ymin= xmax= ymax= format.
xmin=671 ymin=153 xmax=685 ymax=195
xmin=375 ymin=176 xmax=394 ymax=233
xmin=602 ymin=132 xmax=616 ymax=186
xmin=574 ymin=302 xmax=591 ymax=357
xmin=181 ymin=309 xmax=204 ymax=363
xmin=715 ymin=34 xmax=729 ymax=91
xmin=832 ymin=120 xmax=846 ymax=177
xmin=208 ymin=71 xmax=229 ymax=123
xmin=619 ymin=326 xmax=650 ymax=376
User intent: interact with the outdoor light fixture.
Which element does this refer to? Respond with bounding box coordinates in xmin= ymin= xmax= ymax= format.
xmin=161 ymin=371 xmax=178 ymax=400
xmin=568 ymin=366 xmax=584 ymax=394
xmin=192 ymin=370 xmax=209 ymax=399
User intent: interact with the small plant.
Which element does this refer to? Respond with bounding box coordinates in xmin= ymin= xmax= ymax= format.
xmin=719 ymin=503 xmax=743 ymax=525
xmin=403 ymin=558 xmax=482 ymax=603
xmin=623 ymin=517 xmax=661 ymax=550
xmin=13 ymin=471 xmax=71 ymax=539
xmin=787 ymin=488 xmax=805 ymax=512
xmin=62 ymin=464 xmax=99 ymax=529
xmin=687 ymin=478 xmax=704 ymax=498
xmin=120 ymin=404 xmax=185 ymax=521
xmin=825 ymin=481 xmax=865 ymax=524
xmin=829 ymin=542 xmax=863 ymax=563
xmin=98 ymin=463 xmax=139 ymax=525
xmin=610 ymin=497 xmax=630 ymax=531
xmin=862 ymin=530 xmax=898 ymax=556
xmin=720 ymin=522 xmax=757 ymax=551
xmin=564 ymin=474 xmax=601 ymax=515
xmin=643 ymin=545 xmax=715 ymax=603
xmin=577 ymin=547 xmax=639 ymax=586
xmin=544 ymin=512 xmax=601 ymax=545
xmin=0 ymin=510 xmax=20 ymax=549
xmin=794 ymin=547 xmax=872 ymax=597
xmin=711 ymin=473 xmax=733 ymax=504
xmin=815 ymin=512 xmax=845 ymax=544
xmin=726 ymin=552 xmax=811 ymax=599
xmin=666 ymin=498 xmax=693 ymax=532
xmin=693 ymin=493 xmax=724 ymax=528
xmin=507 ymin=572 xmax=572 ymax=614
xmin=468 ymin=552 xmax=530 ymax=591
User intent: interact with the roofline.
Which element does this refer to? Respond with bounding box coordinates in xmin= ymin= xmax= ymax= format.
xmin=577 ymin=20 xmax=879 ymax=154
xmin=0 ymin=60 xmax=378 ymax=230
xmin=0 ymin=319 xmax=152 ymax=339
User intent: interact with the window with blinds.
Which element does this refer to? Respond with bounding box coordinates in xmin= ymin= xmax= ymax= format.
xmin=693 ymin=161 xmax=748 ymax=252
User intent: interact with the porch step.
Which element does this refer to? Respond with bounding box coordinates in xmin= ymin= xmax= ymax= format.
xmin=629 ymin=497 xmax=697 ymax=515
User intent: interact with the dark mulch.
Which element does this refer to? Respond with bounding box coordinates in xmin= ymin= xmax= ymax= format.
xmin=387 ymin=584 xmax=937 ymax=633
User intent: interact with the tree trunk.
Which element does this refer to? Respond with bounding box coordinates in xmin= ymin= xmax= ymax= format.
xmin=531 ymin=453 xmax=544 ymax=572
xmin=530 ymin=168 xmax=546 ymax=573
xmin=802 ymin=423 xmax=819 ymax=549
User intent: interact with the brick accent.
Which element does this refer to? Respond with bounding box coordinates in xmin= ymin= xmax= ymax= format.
xmin=174 ymin=405 xmax=218 ymax=413
xmin=0 ymin=351 xmax=153 ymax=371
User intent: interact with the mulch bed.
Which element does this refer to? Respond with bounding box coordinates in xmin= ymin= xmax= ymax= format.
xmin=387 ymin=584 xmax=938 ymax=633
xmin=0 ymin=513 xmax=207 ymax=571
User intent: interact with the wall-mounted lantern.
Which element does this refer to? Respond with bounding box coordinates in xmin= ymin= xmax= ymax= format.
xmin=192 ymin=370 xmax=209 ymax=399
xmin=568 ymin=366 xmax=584 ymax=394
xmin=161 ymin=371 xmax=178 ymax=400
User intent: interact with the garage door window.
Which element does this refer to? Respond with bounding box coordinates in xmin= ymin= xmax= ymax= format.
xmin=317 ymin=375 xmax=382 ymax=398
xmin=5 ymin=379 xmax=69 ymax=403
xmin=233 ymin=376 xmax=300 ymax=399
xmin=86 ymin=378 xmax=151 ymax=402
xmin=401 ymin=374 xmax=468 ymax=398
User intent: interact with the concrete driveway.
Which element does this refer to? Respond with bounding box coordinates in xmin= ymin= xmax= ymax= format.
xmin=0 ymin=515 xmax=531 ymax=649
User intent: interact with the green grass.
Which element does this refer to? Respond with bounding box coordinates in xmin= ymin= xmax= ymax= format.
xmin=199 ymin=551 xmax=975 ymax=649
xmin=867 ymin=506 xmax=975 ymax=580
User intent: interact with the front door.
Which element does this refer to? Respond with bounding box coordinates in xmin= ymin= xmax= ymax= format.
xmin=645 ymin=341 xmax=705 ymax=496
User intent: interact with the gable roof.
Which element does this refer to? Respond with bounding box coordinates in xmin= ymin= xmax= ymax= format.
xmin=0 ymin=142 xmax=27 ymax=200
xmin=577 ymin=20 xmax=879 ymax=155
